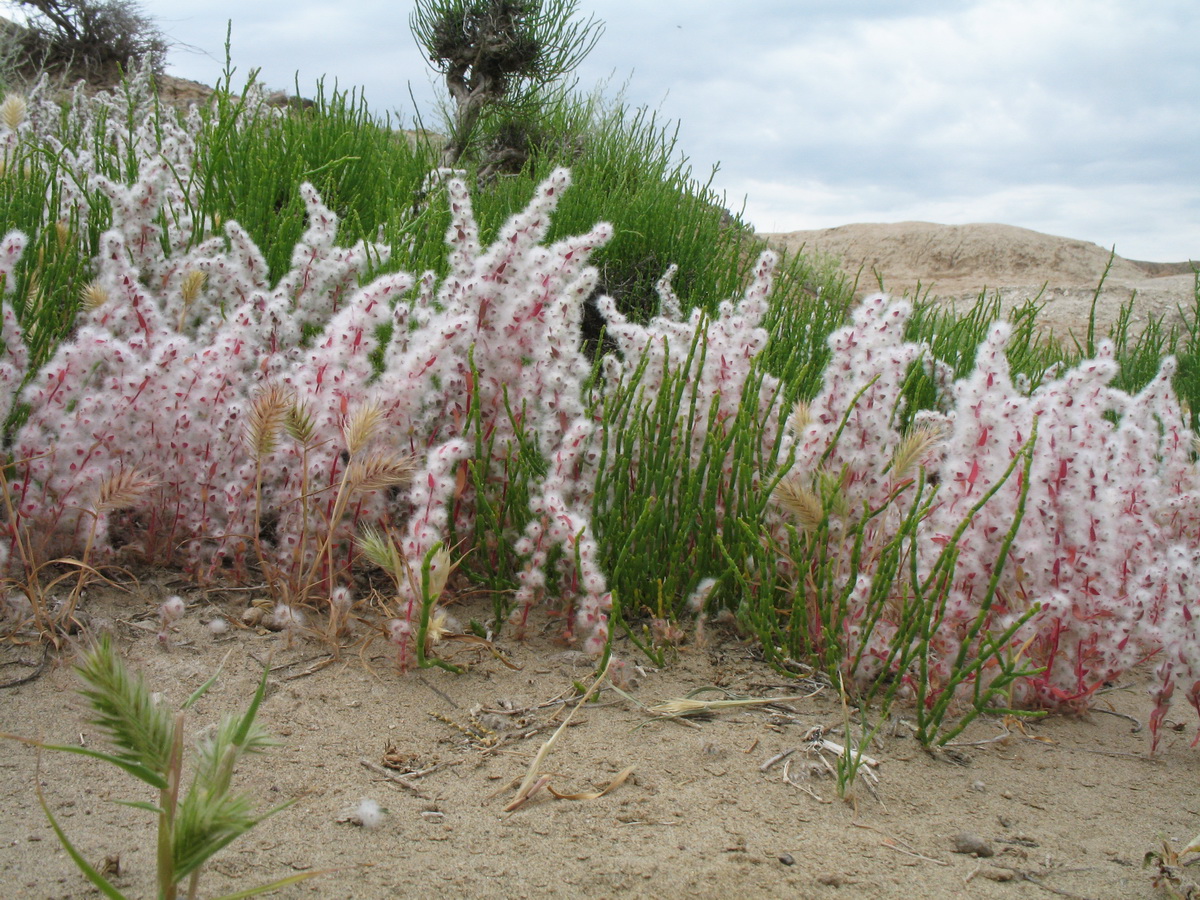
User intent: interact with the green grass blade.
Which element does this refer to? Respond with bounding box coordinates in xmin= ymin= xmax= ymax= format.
xmin=110 ymin=799 xmax=165 ymax=814
xmin=232 ymin=658 xmax=271 ymax=748
xmin=211 ymin=869 xmax=334 ymax=900
xmin=35 ymin=772 xmax=128 ymax=900
xmin=182 ymin=647 xmax=234 ymax=711
xmin=0 ymin=734 xmax=168 ymax=790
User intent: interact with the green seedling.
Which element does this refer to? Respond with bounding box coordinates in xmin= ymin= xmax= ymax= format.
xmin=2 ymin=636 xmax=325 ymax=899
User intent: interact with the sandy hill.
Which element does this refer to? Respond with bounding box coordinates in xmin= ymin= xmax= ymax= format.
xmin=763 ymin=222 xmax=1197 ymax=338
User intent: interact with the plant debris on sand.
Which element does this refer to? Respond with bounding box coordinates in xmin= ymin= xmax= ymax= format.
xmin=1 ymin=583 xmax=1197 ymax=899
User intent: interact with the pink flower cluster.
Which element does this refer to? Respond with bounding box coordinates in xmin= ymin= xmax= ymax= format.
xmin=595 ymin=249 xmax=783 ymax=524
xmin=1 ymin=72 xmax=620 ymax=648
xmin=5 ymin=73 xmax=1199 ymax=731
xmin=785 ymin=295 xmax=1200 ymax=748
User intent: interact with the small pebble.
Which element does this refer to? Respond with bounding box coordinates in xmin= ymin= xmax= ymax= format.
xmin=476 ymin=713 xmax=514 ymax=733
xmin=978 ymin=867 xmax=1016 ymax=882
xmin=778 ymin=852 xmax=795 ymax=866
xmin=952 ymin=832 xmax=994 ymax=857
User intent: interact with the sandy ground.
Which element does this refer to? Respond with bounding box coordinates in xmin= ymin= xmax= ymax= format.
xmin=2 ymin=580 xmax=1199 ymax=900
xmin=763 ymin=222 xmax=1197 ymax=340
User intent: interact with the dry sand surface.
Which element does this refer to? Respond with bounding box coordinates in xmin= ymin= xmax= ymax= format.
xmin=2 ymin=582 xmax=1199 ymax=900
xmin=763 ymin=222 xmax=1197 ymax=340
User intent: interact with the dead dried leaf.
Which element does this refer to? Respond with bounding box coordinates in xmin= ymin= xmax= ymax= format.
xmin=547 ymin=766 xmax=635 ymax=801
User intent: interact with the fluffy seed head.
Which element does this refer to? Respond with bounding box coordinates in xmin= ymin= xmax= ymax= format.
xmin=772 ymin=475 xmax=825 ymax=533
xmin=386 ymin=618 xmax=412 ymax=645
xmin=423 ymin=544 xmax=453 ymax=601
xmin=92 ymin=467 xmax=155 ymax=515
xmin=425 ymin=607 xmax=458 ymax=649
xmin=245 ymin=384 xmax=292 ymax=458
xmin=284 ymin=402 xmax=316 ymax=444
xmin=354 ymin=798 xmax=384 ymax=829
xmin=80 ymin=280 xmax=110 ymax=310
xmin=330 ymin=586 xmax=354 ymax=611
xmin=686 ymin=577 xmax=718 ymax=613
xmin=345 ymin=450 xmax=415 ymax=493
xmin=179 ymin=269 xmax=207 ymax=305
xmin=159 ymin=595 xmax=186 ymax=624
xmin=342 ymin=400 xmax=385 ymax=456
xmin=271 ymin=603 xmax=305 ymax=631
xmin=890 ymin=424 xmax=943 ymax=479
xmin=0 ymin=94 xmax=27 ymax=131
xmin=358 ymin=526 xmax=401 ymax=577
xmin=789 ymin=400 xmax=812 ymax=436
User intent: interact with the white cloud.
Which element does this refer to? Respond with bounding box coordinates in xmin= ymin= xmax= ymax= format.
xmin=5 ymin=0 xmax=1196 ymax=260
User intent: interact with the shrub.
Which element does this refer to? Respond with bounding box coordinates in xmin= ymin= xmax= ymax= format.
xmin=410 ymin=0 xmax=603 ymax=166
xmin=2 ymin=64 xmax=1199 ymax=754
xmin=6 ymin=0 xmax=166 ymax=83
xmin=769 ymin=295 xmax=1200 ymax=749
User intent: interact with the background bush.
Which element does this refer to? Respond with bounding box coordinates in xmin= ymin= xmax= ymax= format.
xmin=4 ymin=0 xmax=166 ymax=84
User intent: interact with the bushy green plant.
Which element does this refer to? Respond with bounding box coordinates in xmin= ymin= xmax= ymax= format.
xmin=410 ymin=0 xmax=603 ymax=166
xmin=7 ymin=0 xmax=167 ymax=82
xmin=3 ymin=47 xmax=1200 ymax=757
xmin=1 ymin=635 xmax=320 ymax=899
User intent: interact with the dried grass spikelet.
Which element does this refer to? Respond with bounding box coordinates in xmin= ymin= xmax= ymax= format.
xmin=772 ymin=473 xmax=824 ymax=534
xmin=422 ymin=544 xmax=452 ymax=602
xmin=345 ymin=449 xmax=415 ymax=493
xmin=91 ymin=467 xmax=156 ymax=515
xmin=342 ymin=400 xmax=385 ymax=456
xmin=179 ymin=269 xmax=207 ymax=305
xmin=0 ymin=93 xmax=27 ymax=131
xmin=284 ymin=401 xmax=316 ymax=445
xmin=23 ymin=270 xmax=41 ymax=310
xmin=55 ymin=220 xmax=71 ymax=248
xmin=789 ymin=399 xmax=812 ymax=436
xmin=177 ymin=269 xmax=207 ymax=331
xmin=358 ymin=525 xmax=401 ymax=576
xmin=425 ymin=607 xmax=456 ymax=649
xmin=80 ymin=279 xmax=110 ymax=310
xmin=889 ymin=423 xmax=944 ymax=480
xmin=244 ymin=383 xmax=292 ymax=458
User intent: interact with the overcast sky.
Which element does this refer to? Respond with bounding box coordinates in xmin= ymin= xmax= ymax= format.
xmin=12 ymin=1 xmax=1199 ymax=261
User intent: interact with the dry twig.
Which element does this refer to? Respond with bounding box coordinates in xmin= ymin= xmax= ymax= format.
xmin=504 ymin=660 xmax=621 ymax=812
xmin=359 ymin=758 xmax=430 ymax=799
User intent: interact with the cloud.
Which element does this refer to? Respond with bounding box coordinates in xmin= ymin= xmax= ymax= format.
xmin=631 ymin=1 xmax=1200 ymax=259
xmin=6 ymin=0 xmax=1195 ymax=259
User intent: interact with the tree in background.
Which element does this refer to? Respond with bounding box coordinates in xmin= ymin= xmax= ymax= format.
xmin=410 ymin=0 xmax=602 ymax=169
xmin=6 ymin=0 xmax=166 ymax=82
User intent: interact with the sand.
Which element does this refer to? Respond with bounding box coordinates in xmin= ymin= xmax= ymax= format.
xmin=1 ymin=577 xmax=1198 ymax=900
xmin=763 ymin=221 xmax=1197 ymax=340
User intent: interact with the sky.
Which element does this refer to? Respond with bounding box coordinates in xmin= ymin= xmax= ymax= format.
xmin=9 ymin=1 xmax=1199 ymax=261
